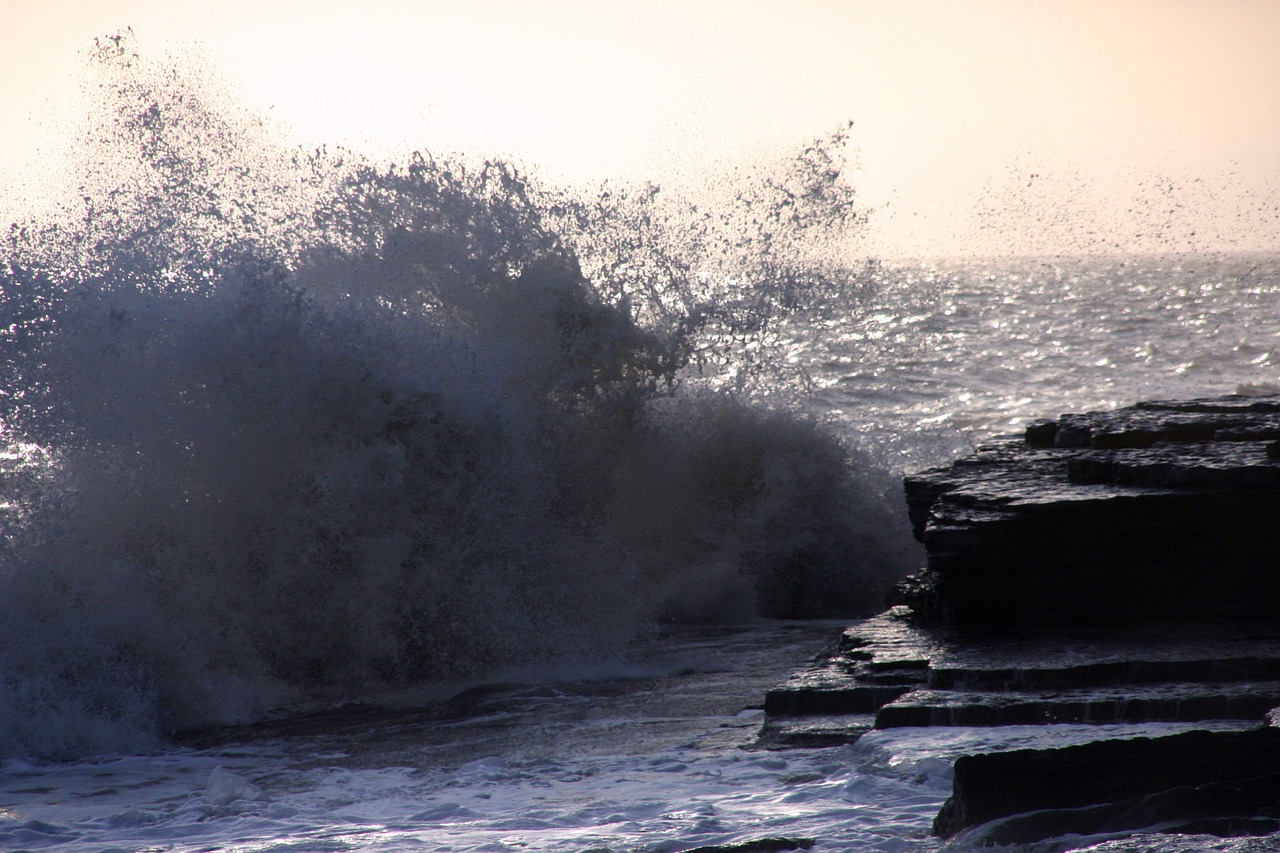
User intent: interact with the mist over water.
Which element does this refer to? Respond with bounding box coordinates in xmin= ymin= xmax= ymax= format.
xmin=0 ymin=37 xmax=914 ymax=759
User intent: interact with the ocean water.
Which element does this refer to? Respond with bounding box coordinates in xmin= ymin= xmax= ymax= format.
xmin=2 ymin=39 xmax=1280 ymax=852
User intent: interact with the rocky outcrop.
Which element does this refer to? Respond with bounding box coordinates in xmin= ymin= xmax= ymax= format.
xmin=900 ymin=395 xmax=1280 ymax=630
xmin=759 ymin=394 xmax=1280 ymax=845
xmin=758 ymin=606 xmax=1280 ymax=744
xmin=935 ymin=728 xmax=1280 ymax=844
xmin=675 ymin=839 xmax=814 ymax=853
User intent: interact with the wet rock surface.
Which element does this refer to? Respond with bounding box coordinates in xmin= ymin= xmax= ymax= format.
xmin=760 ymin=395 xmax=1280 ymax=845
xmin=936 ymin=728 xmax=1280 ymax=844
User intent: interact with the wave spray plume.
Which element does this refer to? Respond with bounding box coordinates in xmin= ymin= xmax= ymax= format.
xmin=0 ymin=35 xmax=914 ymax=758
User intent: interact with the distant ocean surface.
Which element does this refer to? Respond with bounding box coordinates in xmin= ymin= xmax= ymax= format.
xmin=797 ymin=252 xmax=1280 ymax=465
xmin=1 ymin=36 xmax=1278 ymax=853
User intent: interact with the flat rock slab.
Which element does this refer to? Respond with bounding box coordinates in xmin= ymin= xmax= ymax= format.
xmin=753 ymin=713 xmax=875 ymax=750
xmin=928 ymin=618 xmax=1280 ymax=688
xmin=762 ymin=608 xmax=940 ymax=716
xmin=761 ymin=609 xmax=1280 ymax=735
xmin=877 ymin=683 xmax=1280 ymax=728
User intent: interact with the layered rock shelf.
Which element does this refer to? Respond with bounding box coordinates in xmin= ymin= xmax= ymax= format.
xmin=759 ymin=394 xmax=1280 ymax=845
xmin=901 ymin=395 xmax=1280 ymax=629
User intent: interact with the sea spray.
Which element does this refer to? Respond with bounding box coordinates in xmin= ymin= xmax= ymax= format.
xmin=0 ymin=35 xmax=915 ymax=758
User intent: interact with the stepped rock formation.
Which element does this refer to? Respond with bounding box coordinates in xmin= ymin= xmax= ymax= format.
xmin=902 ymin=395 xmax=1280 ymax=629
xmin=759 ymin=395 xmax=1280 ymax=844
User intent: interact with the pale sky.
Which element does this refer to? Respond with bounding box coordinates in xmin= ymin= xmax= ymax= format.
xmin=2 ymin=0 xmax=1278 ymax=257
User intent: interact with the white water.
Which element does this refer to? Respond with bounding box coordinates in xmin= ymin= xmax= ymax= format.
xmin=0 ymin=621 xmax=1266 ymax=853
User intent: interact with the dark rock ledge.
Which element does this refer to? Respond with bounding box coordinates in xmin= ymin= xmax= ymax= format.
xmin=902 ymin=394 xmax=1280 ymax=629
xmin=758 ymin=394 xmax=1280 ymax=845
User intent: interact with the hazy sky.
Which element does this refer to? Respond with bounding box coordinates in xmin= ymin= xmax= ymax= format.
xmin=3 ymin=0 xmax=1278 ymax=257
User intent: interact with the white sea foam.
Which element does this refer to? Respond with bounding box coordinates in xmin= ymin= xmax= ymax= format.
xmin=1 ymin=624 xmax=1263 ymax=853
xmin=0 ymin=623 xmax=955 ymax=853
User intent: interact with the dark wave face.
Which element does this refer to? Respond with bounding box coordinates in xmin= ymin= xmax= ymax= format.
xmin=0 ymin=34 xmax=914 ymax=759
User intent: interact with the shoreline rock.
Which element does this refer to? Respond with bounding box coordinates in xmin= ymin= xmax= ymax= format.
xmin=759 ymin=394 xmax=1280 ymax=845
xmin=899 ymin=394 xmax=1280 ymax=630
xmin=937 ymin=728 xmax=1280 ymax=844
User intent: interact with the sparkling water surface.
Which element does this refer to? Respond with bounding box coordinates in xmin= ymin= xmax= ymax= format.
xmin=795 ymin=253 xmax=1280 ymax=467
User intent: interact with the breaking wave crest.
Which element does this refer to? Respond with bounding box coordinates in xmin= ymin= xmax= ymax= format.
xmin=0 ymin=35 xmax=914 ymax=758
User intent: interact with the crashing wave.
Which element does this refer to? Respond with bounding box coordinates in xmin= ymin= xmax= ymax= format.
xmin=0 ymin=33 xmax=914 ymax=758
